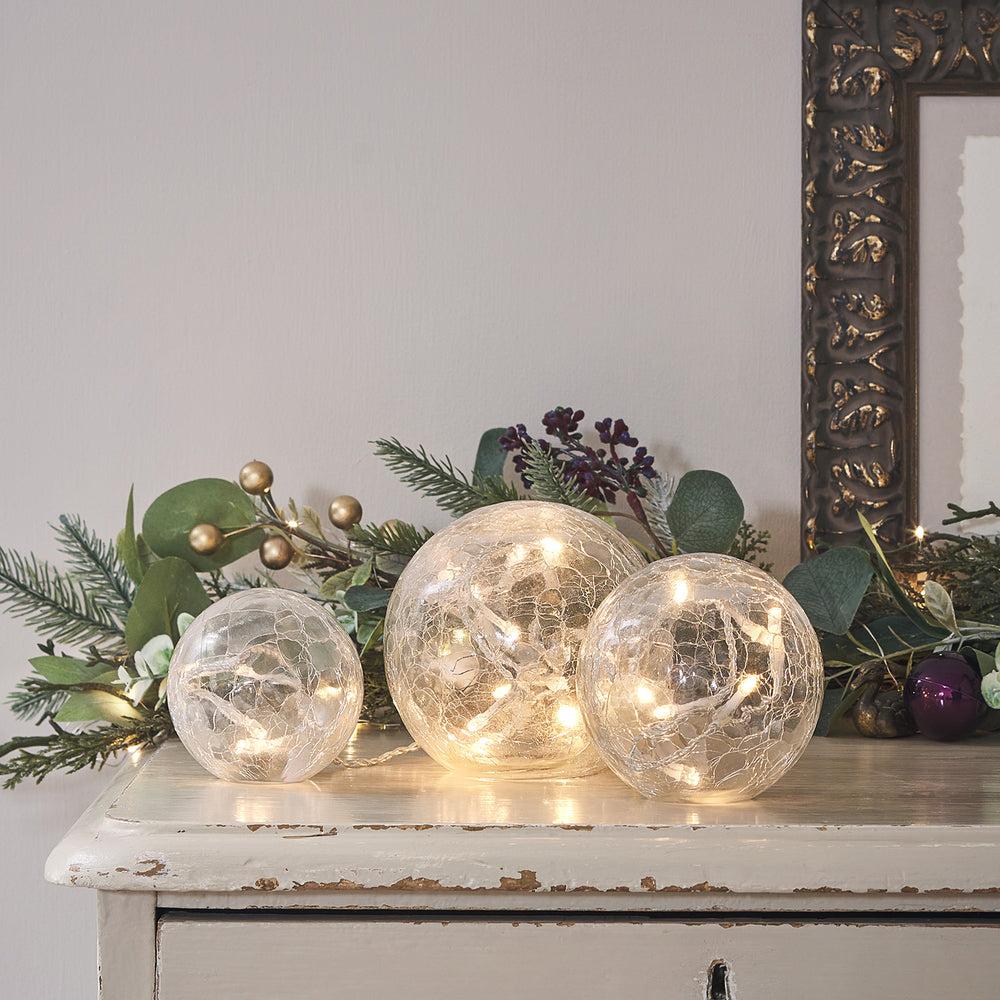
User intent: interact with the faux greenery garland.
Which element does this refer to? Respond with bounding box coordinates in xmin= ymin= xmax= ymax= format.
xmin=1 ymin=407 xmax=763 ymax=788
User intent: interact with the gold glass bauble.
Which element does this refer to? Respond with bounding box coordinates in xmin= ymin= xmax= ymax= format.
xmin=328 ymin=495 xmax=363 ymax=529
xmin=259 ymin=535 xmax=294 ymax=570
xmin=239 ymin=460 xmax=274 ymax=496
xmin=188 ymin=523 xmax=225 ymax=556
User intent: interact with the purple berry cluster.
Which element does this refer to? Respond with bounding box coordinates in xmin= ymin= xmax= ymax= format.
xmin=499 ymin=406 xmax=657 ymax=504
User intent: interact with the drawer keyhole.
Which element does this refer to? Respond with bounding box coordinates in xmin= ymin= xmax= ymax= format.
xmin=707 ymin=960 xmax=731 ymax=1000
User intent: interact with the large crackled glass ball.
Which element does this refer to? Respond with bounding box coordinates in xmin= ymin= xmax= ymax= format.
xmin=167 ymin=589 xmax=363 ymax=782
xmin=384 ymin=501 xmax=646 ymax=778
xmin=577 ymin=554 xmax=823 ymax=802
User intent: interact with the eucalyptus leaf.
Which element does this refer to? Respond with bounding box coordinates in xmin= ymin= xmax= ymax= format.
xmin=848 ymin=615 xmax=947 ymax=659
xmin=142 ymin=478 xmax=264 ymax=571
xmin=922 ymin=580 xmax=960 ymax=635
xmin=117 ymin=486 xmax=144 ymax=585
xmin=665 ymin=470 xmax=744 ymax=554
xmin=813 ymin=685 xmax=856 ymax=737
xmin=359 ymin=617 xmax=384 ymax=656
xmin=343 ymin=586 xmax=391 ymax=613
xmin=319 ymin=568 xmax=356 ymax=599
xmin=782 ymin=546 xmax=873 ymax=634
xmin=54 ymin=690 xmax=141 ymax=724
xmin=351 ymin=559 xmax=373 ymax=588
xmin=124 ymin=557 xmax=211 ymax=653
xmin=971 ymin=648 xmax=996 ymax=678
xmin=29 ymin=655 xmax=108 ymax=685
xmin=355 ymin=610 xmax=384 ymax=647
xmin=473 ymin=426 xmax=509 ymax=480
xmin=136 ymin=533 xmax=159 ymax=570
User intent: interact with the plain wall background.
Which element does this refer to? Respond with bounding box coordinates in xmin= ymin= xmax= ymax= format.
xmin=1 ymin=2 xmax=801 ymax=995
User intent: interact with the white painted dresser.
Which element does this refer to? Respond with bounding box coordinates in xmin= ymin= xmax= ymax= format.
xmin=47 ymin=728 xmax=1000 ymax=999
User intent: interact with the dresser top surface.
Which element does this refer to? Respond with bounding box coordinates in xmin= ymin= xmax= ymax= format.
xmin=46 ymin=730 xmax=1000 ymax=900
xmin=110 ymin=728 xmax=1000 ymax=830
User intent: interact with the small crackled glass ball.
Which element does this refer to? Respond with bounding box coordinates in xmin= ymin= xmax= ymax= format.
xmin=577 ymin=553 xmax=824 ymax=802
xmin=383 ymin=500 xmax=646 ymax=778
xmin=167 ymin=589 xmax=363 ymax=782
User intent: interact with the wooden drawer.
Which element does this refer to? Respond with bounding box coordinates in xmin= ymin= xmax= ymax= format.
xmin=156 ymin=912 xmax=1000 ymax=1000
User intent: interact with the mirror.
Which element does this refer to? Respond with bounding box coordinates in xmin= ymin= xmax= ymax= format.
xmin=801 ymin=0 xmax=1000 ymax=554
xmin=919 ymin=97 xmax=1000 ymax=533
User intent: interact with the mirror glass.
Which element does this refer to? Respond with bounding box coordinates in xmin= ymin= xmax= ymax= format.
xmin=919 ymin=96 xmax=1000 ymax=532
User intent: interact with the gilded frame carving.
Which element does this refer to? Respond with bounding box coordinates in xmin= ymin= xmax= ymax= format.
xmin=802 ymin=0 xmax=1000 ymax=554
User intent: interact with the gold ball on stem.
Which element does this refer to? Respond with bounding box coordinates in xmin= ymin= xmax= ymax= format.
xmin=189 ymin=523 xmax=225 ymax=556
xmin=328 ymin=495 xmax=363 ymax=530
xmin=239 ymin=461 xmax=274 ymax=496
xmin=259 ymin=535 xmax=295 ymax=570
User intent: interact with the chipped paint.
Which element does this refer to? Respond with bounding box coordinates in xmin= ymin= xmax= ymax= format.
xmin=248 ymin=878 xmax=280 ymax=891
xmin=134 ymin=859 xmax=167 ymax=877
xmin=641 ymin=877 xmax=730 ymax=893
xmin=355 ymin=824 xmax=435 ymax=832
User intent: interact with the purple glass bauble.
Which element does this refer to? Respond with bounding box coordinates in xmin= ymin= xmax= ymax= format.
xmin=903 ymin=653 xmax=987 ymax=742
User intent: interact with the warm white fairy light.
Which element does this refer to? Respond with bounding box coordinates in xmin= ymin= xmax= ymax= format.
xmin=556 ymin=704 xmax=582 ymax=728
xmin=914 ymin=524 xmax=926 ymax=542
xmin=673 ymin=579 xmax=689 ymax=603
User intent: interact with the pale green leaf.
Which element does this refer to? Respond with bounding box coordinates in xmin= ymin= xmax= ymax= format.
xmin=29 ymin=655 xmax=108 ymax=685
xmin=922 ymin=580 xmax=959 ymax=635
xmin=54 ymin=690 xmax=142 ymax=724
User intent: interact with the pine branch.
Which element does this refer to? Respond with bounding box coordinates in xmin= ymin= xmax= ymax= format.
xmin=0 ymin=546 xmax=126 ymax=646
xmin=55 ymin=514 xmax=134 ymax=616
xmin=373 ymin=438 xmax=522 ymax=516
xmin=943 ymin=501 xmax=1000 ymax=525
xmin=518 ymin=441 xmax=606 ymax=514
xmin=5 ymin=676 xmax=69 ymax=723
xmin=0 ymin=715 xmax=172 ymax=789
xmin=348 ymin=521 xmax=436 ymax=558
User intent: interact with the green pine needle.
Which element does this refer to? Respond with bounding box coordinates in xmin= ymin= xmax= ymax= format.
xmin=0 ymin=545 xmax=126 ymax=646
xmin=6 ymin=676 xmax=70 ymax=723
xmin=55 ymin=514 xmax=134 ymax=617
xmin=349 ymin=520 xmax=436 ymax=558
xmin=0 ymin=715 xmax=171 ymax=789
xmin=518 ymin=441 xmax=606 ymax=514
xmin=373 ymin=437 xmax=522 ymax=516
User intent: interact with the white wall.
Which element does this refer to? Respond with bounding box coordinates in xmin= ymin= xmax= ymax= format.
xmin=0 ymin=3 xmax=802 ymax=995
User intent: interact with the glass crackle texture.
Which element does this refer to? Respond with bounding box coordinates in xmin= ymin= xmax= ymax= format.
xmin=384 ymin=501 xmax=646 ymax=778
xmin=578 ymin=554 xmax=824 ymax=802
xmin=167 ymin=589 xmax=363 ymax=782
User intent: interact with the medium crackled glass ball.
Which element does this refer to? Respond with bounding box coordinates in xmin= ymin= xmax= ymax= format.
xmin=578 ymin=554 xmax=823 ymax=802
xmin=167 ymin=589 xmax=363 ymax=782
xmin=384 ymin=501 xmax=646 ymax=778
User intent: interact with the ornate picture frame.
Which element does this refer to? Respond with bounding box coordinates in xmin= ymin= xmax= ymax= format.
xmin=801 ymin=0 xmax=1000 ymax=555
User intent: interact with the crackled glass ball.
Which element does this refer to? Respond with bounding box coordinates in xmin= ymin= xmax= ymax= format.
xmin=167 ymin=589 xmax=363 ymax=782
xmin=384 ymin=501 xmax=646 ymax=778
xmin=578 ymin=554 xmax=824 ymax=802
